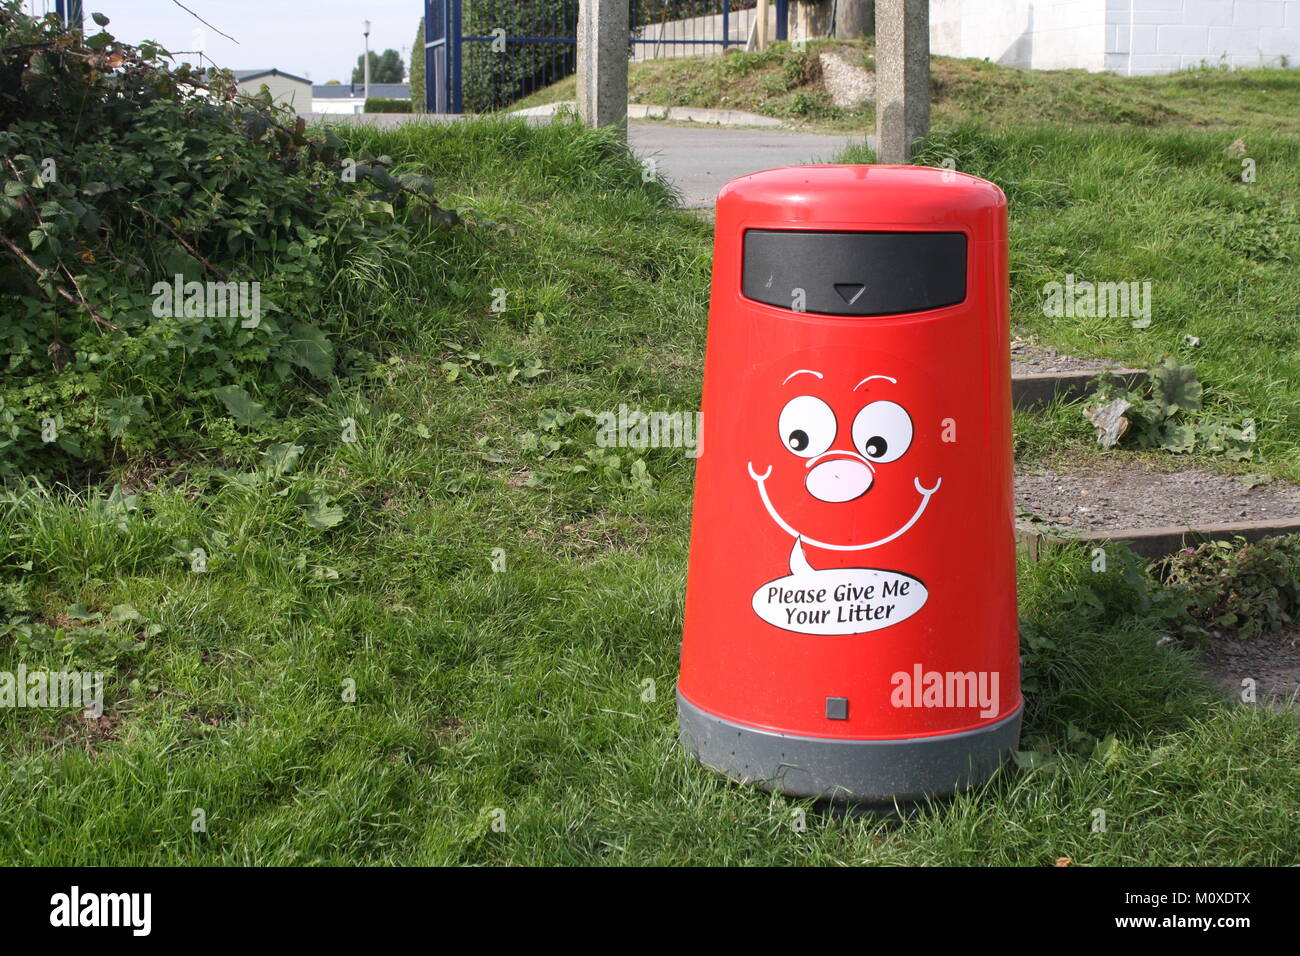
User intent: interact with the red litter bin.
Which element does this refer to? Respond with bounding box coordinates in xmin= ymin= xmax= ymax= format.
xmin=678 ymin=164 xmax=1021 ymax=803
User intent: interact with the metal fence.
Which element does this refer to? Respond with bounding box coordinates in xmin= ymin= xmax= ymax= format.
xmin=631 ymin=0 xmax=759 ymax=61
xmin=425 ymin=1 xmax=790 ymax=113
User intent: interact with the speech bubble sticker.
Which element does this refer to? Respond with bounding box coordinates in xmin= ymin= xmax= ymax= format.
xmin=752 ymin=539 xmax=928 ymax=636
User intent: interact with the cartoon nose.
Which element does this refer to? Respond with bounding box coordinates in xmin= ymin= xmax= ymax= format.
xmin=805 ymin=457 xmax=873 ymax=503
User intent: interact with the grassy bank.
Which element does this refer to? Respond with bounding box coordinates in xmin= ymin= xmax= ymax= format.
xmin=1 ymin=117 xmax=1296 ymax=864
xmin=513 ymin=40 xmax=1300 ymax=134
xmin=852 ymin=123 xmax=1300 ymax=480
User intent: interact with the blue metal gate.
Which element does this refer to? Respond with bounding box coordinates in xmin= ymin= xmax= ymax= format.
xmin=425 ymin=1 xmax=790 ymax=114
xmin=424 ymin=0 xmax=453 ymax=113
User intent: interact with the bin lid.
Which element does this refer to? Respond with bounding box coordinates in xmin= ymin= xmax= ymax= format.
xmin=717 ymin=164 xmax=1006 ymax=232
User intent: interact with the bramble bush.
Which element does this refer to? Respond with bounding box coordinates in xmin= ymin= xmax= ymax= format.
xmin=1154 ymin=535 xmax=1300 ymax=641
xmin=0 ymin=4 xmax=458 ymax=480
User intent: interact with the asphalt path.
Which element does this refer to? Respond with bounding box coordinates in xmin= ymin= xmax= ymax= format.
xmin=627 ymin=122 xmax=862 ymax=208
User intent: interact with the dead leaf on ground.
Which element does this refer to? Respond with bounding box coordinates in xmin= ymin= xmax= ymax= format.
xmin=1084 ymin=398 xmax=1132 ymax=448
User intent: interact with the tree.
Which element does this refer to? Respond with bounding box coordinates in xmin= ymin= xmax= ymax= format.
xmin=378 ymin=48 xmax=404 ymax=82
xmin=351 ymin=48 xmax=404 ymax=84
xmin=409 ymin=19 xmax=425 ymax=112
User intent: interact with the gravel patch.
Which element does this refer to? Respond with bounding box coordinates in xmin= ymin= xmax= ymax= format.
xmin=1203 ymin=629 xmax=1300 ymax=707
xmin=1016 ymin=459 xmax=1300 ymax=531
xmin=1011 ymin=339 xmax=1121 ymax=375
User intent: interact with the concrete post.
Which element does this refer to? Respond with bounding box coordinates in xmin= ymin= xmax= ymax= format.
xmin=756 ymin=0 xmax=770 ymax=51
xmin=577 ymin=0 xmax=630 ymax=132
xmin=874 ymin=0 xmax=929 ymax=163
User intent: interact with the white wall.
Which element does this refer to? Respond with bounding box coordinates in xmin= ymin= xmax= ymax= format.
xmin=930 ymin=0 xmax=1300 ymax=74
xmin=1105 ymin=0 xmax=1300 ymax=75
xmin=930 ymin=0 xmax=1107 ymax=70
xmin=239 ymin=76 xmax=311 ymax=110
xmin=312 ymin=98 xmax=365 ymax=114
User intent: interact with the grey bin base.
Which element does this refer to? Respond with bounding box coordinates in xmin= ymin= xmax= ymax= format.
xmin=678 ymin=691 xmax=1023 ymax=805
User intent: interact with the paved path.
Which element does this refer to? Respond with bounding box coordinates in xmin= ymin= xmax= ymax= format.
xmin=628 ymin=123 xmax=863 ymax=209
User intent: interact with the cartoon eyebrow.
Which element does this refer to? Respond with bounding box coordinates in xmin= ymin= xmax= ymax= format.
xmin=782 ymin=369 xmax=823 ymax=385
xmin=852 ymin=375 xmax=898 ymax=391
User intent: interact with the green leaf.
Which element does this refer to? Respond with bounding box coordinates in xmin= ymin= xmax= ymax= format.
xmin=1152 ymin=358 xmax=1202 ymax=415
xmin=1094 ymin=735 xmax=1123 ymax=767
xmin=1196 ymin=421 xmax=1227 ymax=452
xmin=1013 ymin=750 xmax=1055 ymax=770
xmin=284 ymin=322 xmax=334 ymax=379
xmin=629 ymin=458 xmax=653 ymax=491
xmin=1158 ymin=421 xmax=1194 ymax=453
xmin=213 ymin=384 xmax=265 ymax=427
xmin=1225 ymin=444 xmax=1255 ymax=462
xmin=109 ymin=604 xmax=141 ymax=623
xmin=261 ymin=442 xmax=303 ymax=477
xmin=538 ymin=408 xmax=573 ymax=431
xmin=305 ymin=496 xmax=345 ymax=529
xmin=92 ymin=12 xmax=110 ymax=26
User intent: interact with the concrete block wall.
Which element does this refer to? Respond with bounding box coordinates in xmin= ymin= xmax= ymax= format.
xmin=930 ymin=0 xmax=1107 ymax=70
xmin=930 ymin=0 xmax=1300 ymax=74
xmin=1106 ymin=0 xmax=1300 ymax=74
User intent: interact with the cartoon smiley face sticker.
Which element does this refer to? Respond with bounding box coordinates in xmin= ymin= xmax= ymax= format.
xmin=747 ymin=369 xmax=942 ymax=554
xmin=742 ymin=365 xmax=941 ymax=636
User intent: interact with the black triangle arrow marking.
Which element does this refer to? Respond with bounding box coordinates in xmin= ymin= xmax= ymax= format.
xmin=834 ymin=282 xmax=866 ymax=305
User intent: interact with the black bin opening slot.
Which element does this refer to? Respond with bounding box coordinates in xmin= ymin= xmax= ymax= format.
xmin=742 ymin=229 xmax=967 ymax=316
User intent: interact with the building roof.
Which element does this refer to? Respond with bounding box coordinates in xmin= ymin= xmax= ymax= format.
xmin=233 ymin=68 xmax=312 ymax=86
xmin=312 ymin=83 xmax=410 ymax=100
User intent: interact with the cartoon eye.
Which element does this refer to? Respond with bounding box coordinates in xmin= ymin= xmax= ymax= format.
xmin=778 ymin=395 xmax=836 ymax=458
xmin=851 ymin=401 xmax=912 ymax=463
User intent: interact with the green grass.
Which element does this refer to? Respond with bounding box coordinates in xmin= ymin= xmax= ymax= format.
xmin=513 ymin=40 xmax=1300 ymax=134
xmin=837 ymin=123 xmax=1300 ymax=481
xmin=880 ymin=123 xmax=1300 ymax=481
xmin=0 ymin=114 xmax=1297 ymax=864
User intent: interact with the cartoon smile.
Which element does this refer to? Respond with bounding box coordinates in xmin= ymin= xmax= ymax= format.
xmin=746 ymin=370 xmax=941 ymax=552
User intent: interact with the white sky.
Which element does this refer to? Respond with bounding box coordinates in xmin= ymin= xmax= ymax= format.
xmin=26 ymin=0 xmax=421 ymax=84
